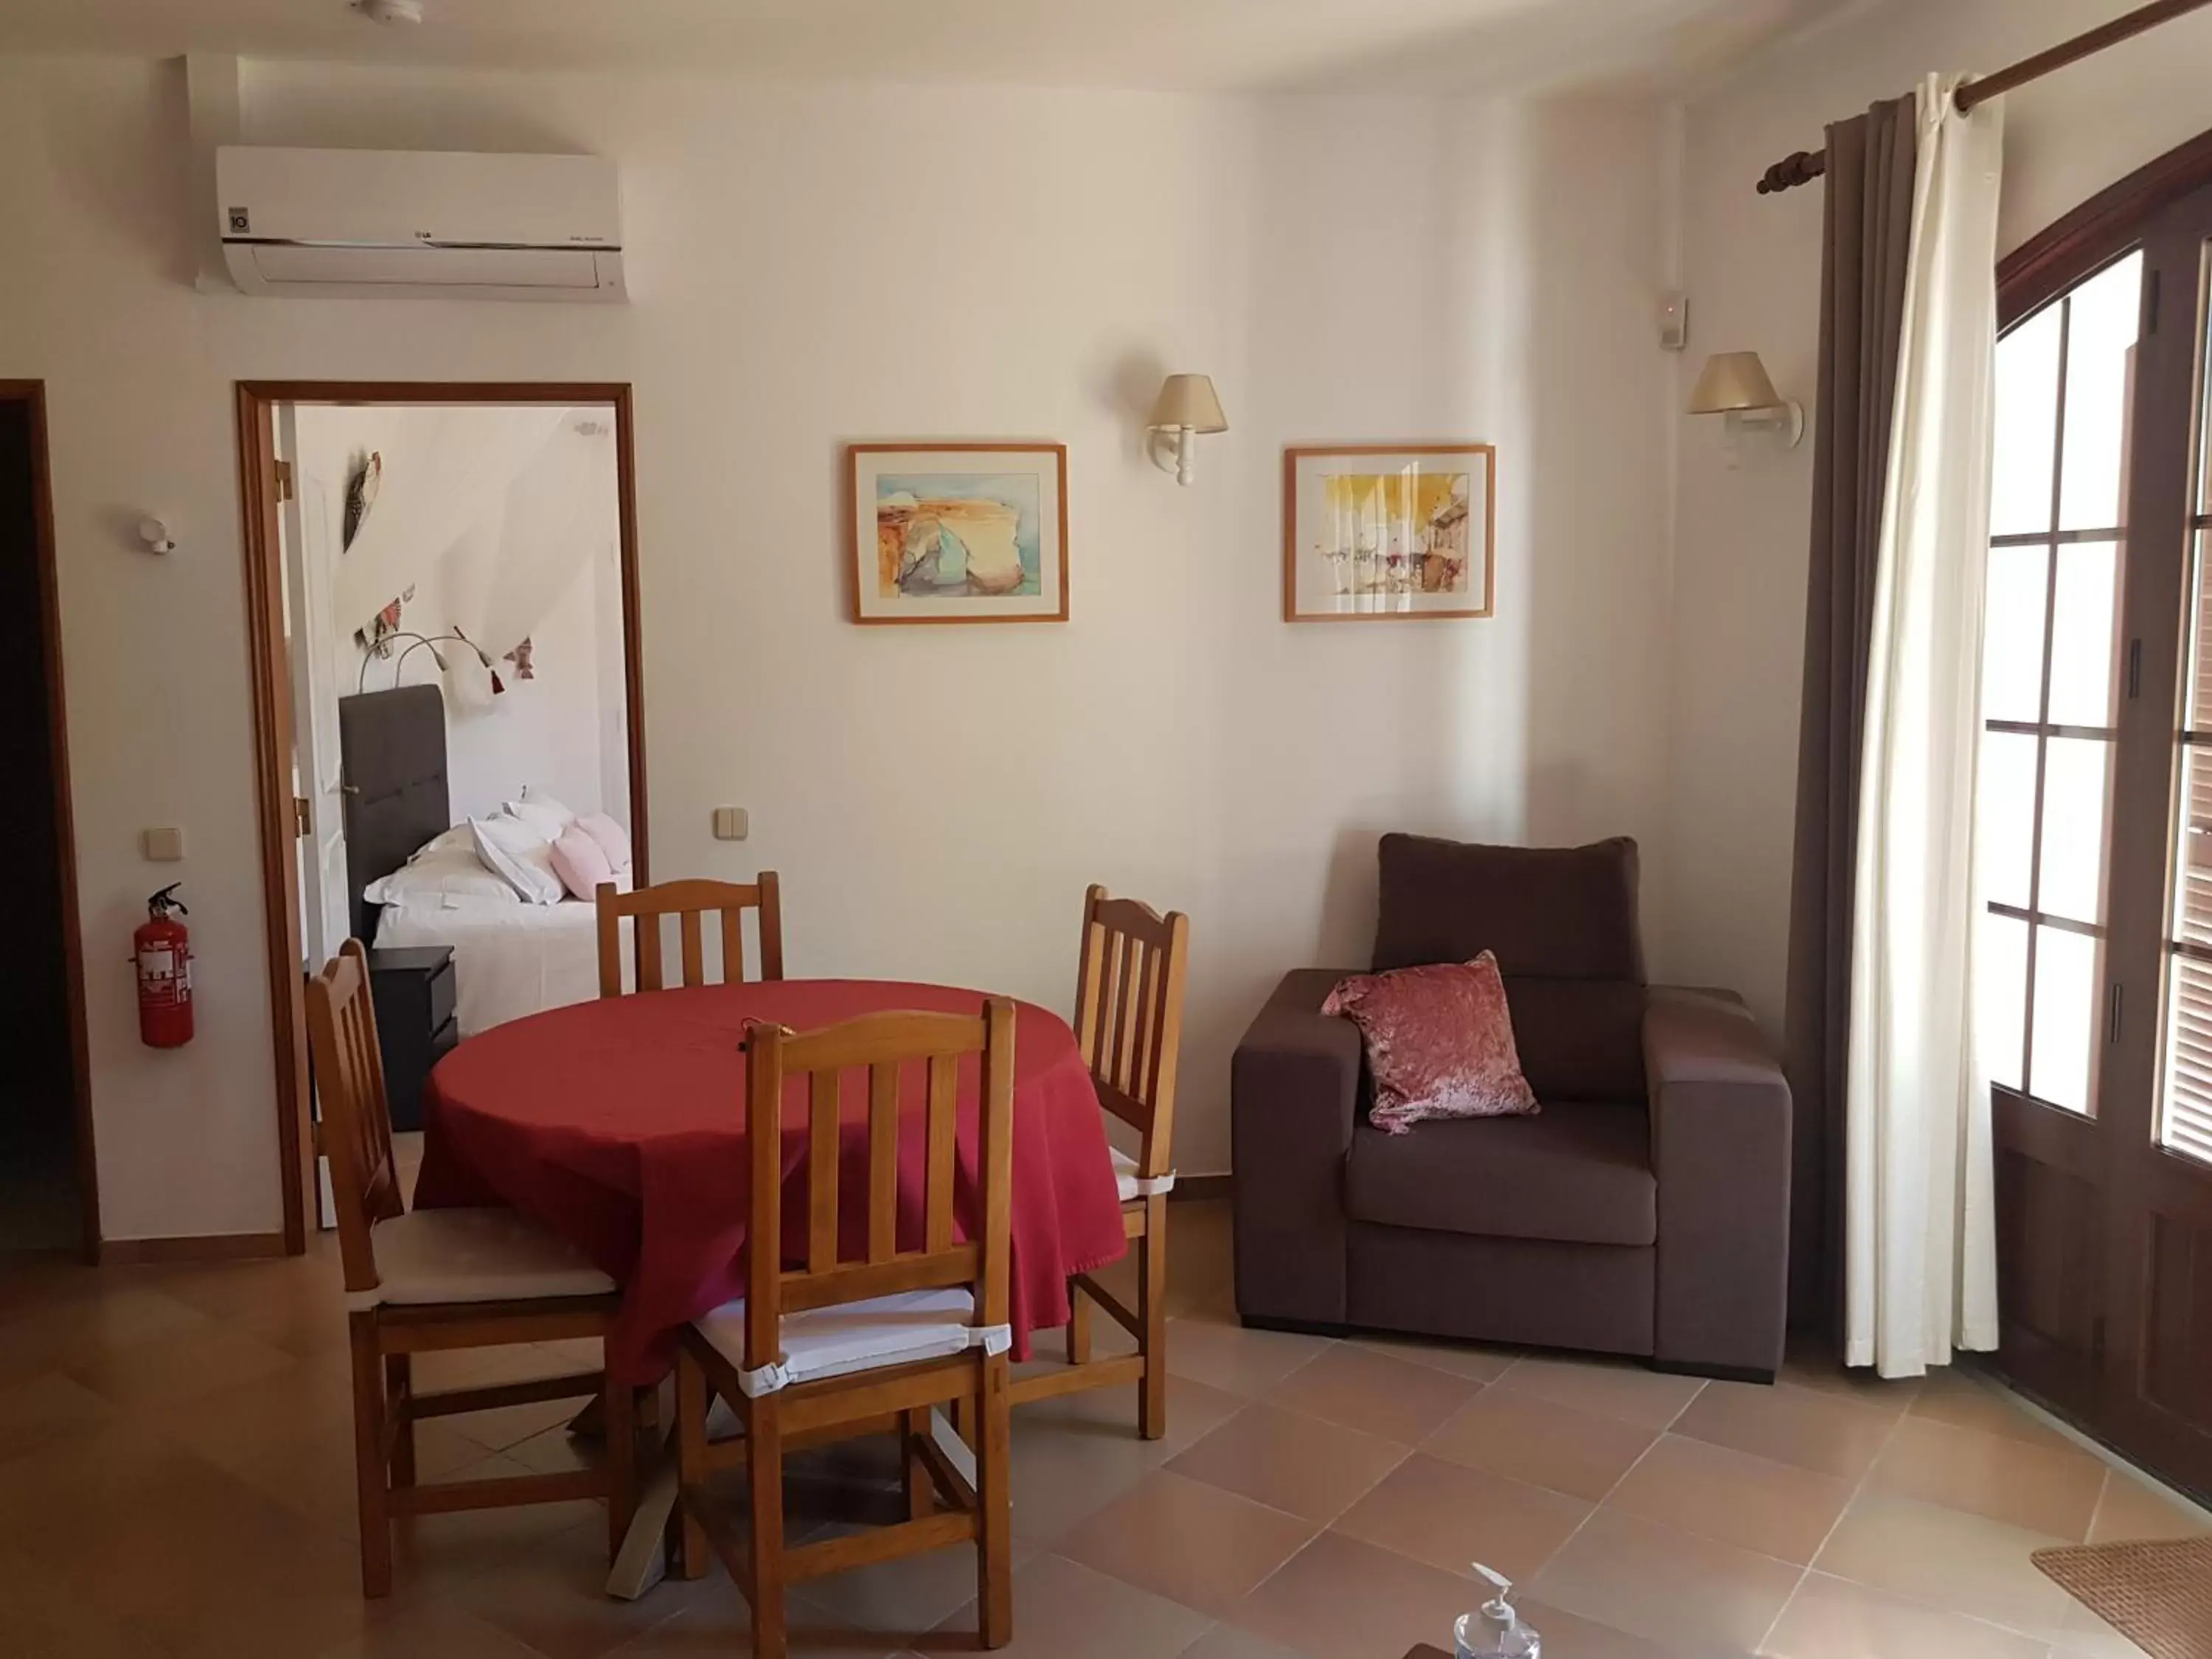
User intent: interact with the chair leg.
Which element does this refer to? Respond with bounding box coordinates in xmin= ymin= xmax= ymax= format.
xmin=347 ymin=1314 xmax=393 ymax=1599
xmin=383 ymin=1352 xmax=415 ymax=1489
xmin=975 ymin=1352 xmax=1013 ymax=1649
xmin=1138 ymin=1197 xmax=1169 ymax=1441
xmin=902 ymin=1406 xmax=934 ymax=1520
xmin=604 ymin=1372 xmax=636 ymax=1561
xmin=673 ymin=1346 xmax=712 ymax=1581
xmin=1065 ymin=1277 xmax=1093 ymax=1365
xmin=745 ymin=1396 xmax=787 ymax=1659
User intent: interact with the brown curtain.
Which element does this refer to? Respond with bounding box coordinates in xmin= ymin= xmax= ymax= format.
xmin=1781 ymin=97 xmax=1917 ymax=1334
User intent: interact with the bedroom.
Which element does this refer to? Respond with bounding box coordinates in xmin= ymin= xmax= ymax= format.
xmin=281 ymin=392 xmax=645 ymax=1121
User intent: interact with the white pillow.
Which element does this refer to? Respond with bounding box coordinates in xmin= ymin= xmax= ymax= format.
xmin=362 ymin=844 xmax=519 ymax=908
xmin=415 ymin=823 xmax=479 ymax=858
xmin=469 ymin=812 xmax=567 ymax=905
xmin=505 ymin=787 xmax=577 ymax=843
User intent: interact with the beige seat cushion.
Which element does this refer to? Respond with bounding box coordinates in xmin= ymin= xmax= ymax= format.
xmin=694 ymin=1287 xmax=1007 ymax=1397
xmin=1111 ymin=1145 xmax=1175 ymax=1201
xmin=361 ymin=1206 xmax=616 ymax=1310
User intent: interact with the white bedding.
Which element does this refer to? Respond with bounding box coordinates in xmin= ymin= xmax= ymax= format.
xmin=375 ymin=897 xmax=629 ymax=1036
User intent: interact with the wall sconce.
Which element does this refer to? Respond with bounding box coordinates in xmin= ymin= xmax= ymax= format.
xmin=360 ymin=630 xmax=504 ymax=698
xmin=1688 ymin=352 xmax=1804 ymax=453
xmin=1147 ymin=373 xmax=1228 ymax=485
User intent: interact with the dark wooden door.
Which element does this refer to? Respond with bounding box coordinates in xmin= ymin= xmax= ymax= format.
xmin=2101 ymin=183 xmax=2212 ymax=1498
xmin=1986 ymin=177 xmax=2212 ymax=1503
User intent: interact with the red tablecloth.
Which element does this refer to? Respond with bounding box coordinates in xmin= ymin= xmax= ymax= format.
xmin=414 ymin=979 xmax=1128 ymax=1385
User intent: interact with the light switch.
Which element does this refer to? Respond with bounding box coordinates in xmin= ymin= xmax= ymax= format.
xmin=712 ymin=807 xmax=749 ymax=842
xmin=142 ymin=827 xmax=186 ymax=862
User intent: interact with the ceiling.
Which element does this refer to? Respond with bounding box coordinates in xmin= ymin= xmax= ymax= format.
xmin=0 ymin=0 xmax=1853 ymax=92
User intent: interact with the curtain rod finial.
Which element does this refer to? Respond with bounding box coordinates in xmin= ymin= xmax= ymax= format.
xmin=1758 ymin=149 xmax=1829 ymax=195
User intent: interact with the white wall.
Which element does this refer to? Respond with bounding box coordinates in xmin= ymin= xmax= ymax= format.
xmin=0 ymin=54 xmax=1678 ymax=1240
xmin=1660 ymin=0 xmax=2212 ymax=1027
xmin=291 ymin=402 xmax=628 ymax=829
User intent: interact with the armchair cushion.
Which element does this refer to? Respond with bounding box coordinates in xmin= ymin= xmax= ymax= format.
xmin=1501 ymin=977 xmax=1649 ymax=1104
xmin=1373 ymin=832 xmax=1644 ymax=981
xmin=1345 ymin=1102 xmax=1656 ymax=1247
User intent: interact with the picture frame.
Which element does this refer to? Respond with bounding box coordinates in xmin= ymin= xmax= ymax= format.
xmin=1281 ymin=444 xmax=1496 ymax=622
xmin=847 ymin=442 xmax=1069 ymax=625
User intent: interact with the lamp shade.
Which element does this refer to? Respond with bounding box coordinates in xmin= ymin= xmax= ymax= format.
xmin=1688 ymin=351 xmax=1784 ymax=414
xmin=1148 ymin=373 xmax=1228 ymax=433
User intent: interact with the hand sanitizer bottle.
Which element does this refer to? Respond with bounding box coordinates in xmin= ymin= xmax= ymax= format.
xmin=1455 ymin=1563 xmax=1539 ymax=1658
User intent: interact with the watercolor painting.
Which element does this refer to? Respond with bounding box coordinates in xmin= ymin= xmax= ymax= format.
xmin=1284 ymin=445 xmax=1495 ymax=621
xmin=874 ymin=474 xmax=1042 ymax=599
xmin=849 ymin=445 xmax=1068 ymax=624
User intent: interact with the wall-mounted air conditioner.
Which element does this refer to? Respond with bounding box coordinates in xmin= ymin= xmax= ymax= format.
xmin=216 ymin=147 xmax=625 ymax=302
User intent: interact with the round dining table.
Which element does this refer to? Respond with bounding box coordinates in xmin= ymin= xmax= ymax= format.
xmin=412 ymin=978 xmax=1131 ymax=1388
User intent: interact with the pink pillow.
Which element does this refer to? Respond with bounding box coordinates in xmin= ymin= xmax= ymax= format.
xmin=549 ymin=823 xmax=616 ymax=901
xmin=576 ymin=812 xmax=633 ymax=874
xmin=1322 ymin=951 xmax=1537 ymax=1134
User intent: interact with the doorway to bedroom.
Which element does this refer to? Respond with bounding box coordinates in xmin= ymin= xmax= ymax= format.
xmin=240 ymin=383 xmax=647 ymax=1249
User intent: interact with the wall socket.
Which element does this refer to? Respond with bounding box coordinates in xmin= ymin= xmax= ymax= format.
xmin=712 ymin=807 xmax=749 ymax=841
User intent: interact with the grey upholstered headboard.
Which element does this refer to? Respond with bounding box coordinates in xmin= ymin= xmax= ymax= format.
xmin=338 ymin=685 xmax=451 ymax=944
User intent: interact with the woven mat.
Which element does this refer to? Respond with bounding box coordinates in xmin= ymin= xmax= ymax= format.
xmin=2031 ymin=1536 xmax=2212 ymax=1659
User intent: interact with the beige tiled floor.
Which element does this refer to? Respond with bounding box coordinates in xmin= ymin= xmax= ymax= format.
xmin=1 ymin=1196 xmax=2208 ymax=1658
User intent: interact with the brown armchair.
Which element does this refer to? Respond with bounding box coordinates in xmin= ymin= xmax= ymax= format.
xmin=1230 ymin=833 xmax=1791 ymax=1381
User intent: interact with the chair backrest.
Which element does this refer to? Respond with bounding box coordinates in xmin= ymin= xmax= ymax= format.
xmin=740 ymin=1001 xmax=1015 ymax=1376
xmin=1072 ymin=886 xmax=1189 ymax=1185
xmin=303 ymin=938 xmax=403 ymax=1297
xmin=597 ymin=874 xmax=784 ymax=997
xmin=1371 ymin=833 xmax=1646 ymax=1102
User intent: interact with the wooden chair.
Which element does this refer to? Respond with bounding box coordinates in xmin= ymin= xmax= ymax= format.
xmin=672 ymin=1002 xmax=1018 ymax=1658
xmin=597 ymin=874 xmax=784 ymax=997
xmin=305 ymin=939 xmax=637 ymax=1598
xmin=1009 ymin=886 xmax=1189 ymax=1438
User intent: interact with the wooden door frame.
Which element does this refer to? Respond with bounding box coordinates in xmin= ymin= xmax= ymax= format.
xmin=236 ymin=381 xmax=650 ymax=1253
xmin=0 ymin=382 xmax=99 ymax=1262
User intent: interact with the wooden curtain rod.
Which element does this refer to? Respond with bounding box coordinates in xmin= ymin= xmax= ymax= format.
xmin=1755 ymin=0 xmax=2212 ymax=195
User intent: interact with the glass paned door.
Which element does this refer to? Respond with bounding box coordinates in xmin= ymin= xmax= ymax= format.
xmin=1980 ymin=252 xmax=2142 ymax=1116
xmin=1988 ymin=159 xmax=2212 ymax=1506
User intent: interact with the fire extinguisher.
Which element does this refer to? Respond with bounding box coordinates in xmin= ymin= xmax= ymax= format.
xmin=134 ymin=883 xmax=194 ymax=1048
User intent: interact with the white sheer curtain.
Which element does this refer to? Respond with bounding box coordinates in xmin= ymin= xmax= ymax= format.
xmin=1845 ymin=73 xmax=2005 ymax=1377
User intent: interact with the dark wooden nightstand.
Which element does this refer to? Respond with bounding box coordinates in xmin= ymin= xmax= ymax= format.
xmin=369 ymin=945 xmax=458 ymax=1133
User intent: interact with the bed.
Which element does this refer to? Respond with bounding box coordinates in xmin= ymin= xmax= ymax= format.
xmin=339 ymin=686 xmax=618 ymax=1036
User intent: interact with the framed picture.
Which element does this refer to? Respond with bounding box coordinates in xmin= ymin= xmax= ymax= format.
xmin=1282 ymin=444 xmax=1495 ymax=622
xmin=847 ymin=443 xmax=1068 ymax=624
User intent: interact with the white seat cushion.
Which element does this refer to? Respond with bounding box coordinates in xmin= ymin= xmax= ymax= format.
xmin=1112 ymin=1145 xmax=1176 ymax=1202
xmin=694 ymin=1287 xmax=1009 ymax=1397
xmin=358 ymin=1207 xmax=616 ymax=1311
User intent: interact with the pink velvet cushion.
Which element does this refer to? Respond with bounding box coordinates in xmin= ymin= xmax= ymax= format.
xmin=549 ymin=823 xmax=617 ymax=902
xmin=1322 ymin=951 xmax=1538 ymax=1134
xmin=576 ymin=812 xmax=633 ymax=874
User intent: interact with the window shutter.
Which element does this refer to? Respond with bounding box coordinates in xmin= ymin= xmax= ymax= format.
xmin=2166 ymin=955 xmax=2212 ymax=1164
